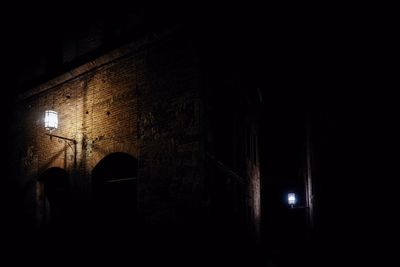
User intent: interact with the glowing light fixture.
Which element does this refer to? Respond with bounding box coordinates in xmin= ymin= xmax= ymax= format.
xmin=288 ymin=193 xmax=296 ymax=207
xmin=43 ymin=109 xmax=77 ymax=167
xmin=44 ymin=110 xmax=58 ymax=132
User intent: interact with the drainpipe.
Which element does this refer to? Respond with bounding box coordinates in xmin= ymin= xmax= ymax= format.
xmin=305 ymin=115 xmax=314 ymax=230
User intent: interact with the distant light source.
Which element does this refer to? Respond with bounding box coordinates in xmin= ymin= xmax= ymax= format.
xmin=288 ymin=193 xmax=296 ymax=207
xmin=44 ymin=110 xmax=58 ymax=132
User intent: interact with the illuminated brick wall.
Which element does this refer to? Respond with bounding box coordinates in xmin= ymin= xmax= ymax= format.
xmin=9 ymin=30 xmax=261 ymax=240
xmin=9 ymin=32 xmax=203 ymax=229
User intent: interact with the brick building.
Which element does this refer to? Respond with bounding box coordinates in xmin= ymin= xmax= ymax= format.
xmin=6 ymin=4 xmax=366 ymax=265
xmin=4 ymin=7 xmax=262 ymax=247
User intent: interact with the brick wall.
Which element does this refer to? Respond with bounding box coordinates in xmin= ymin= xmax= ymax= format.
xmin=137 ymin=35 xmax=203 ymax=229
xmin=9 ymin=31 xmax=203 ymax=230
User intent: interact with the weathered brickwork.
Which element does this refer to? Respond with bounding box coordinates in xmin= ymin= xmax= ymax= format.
xmin=9 ymin=33 xmax=202 ymax=228
xmin=137 ymin=35 xmax=203 ymax=227
xmin=8 ymin=30 xmax=261 ymax=240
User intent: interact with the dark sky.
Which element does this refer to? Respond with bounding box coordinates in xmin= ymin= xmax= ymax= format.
xmin=1 ymin=2 xmax=353 ymax=95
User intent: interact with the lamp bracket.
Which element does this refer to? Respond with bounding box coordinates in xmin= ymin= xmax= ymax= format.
xmin=45 ymin=133 xmax=76 ymax=144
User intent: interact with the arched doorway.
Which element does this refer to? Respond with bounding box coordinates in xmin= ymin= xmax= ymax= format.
xmin=92 ymin=152 xmax=138 ymax=233
xmin=38 ymin=167 xmax=69 ymax=229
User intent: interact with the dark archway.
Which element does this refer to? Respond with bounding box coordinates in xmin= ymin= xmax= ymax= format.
xmin=38 ymin=167 xmax=69 ymax=229
xmin=92 ymin=152 xmax=138 ymax=233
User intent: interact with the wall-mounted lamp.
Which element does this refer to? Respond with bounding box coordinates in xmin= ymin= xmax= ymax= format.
xmin=288 ymin=193 xmax=296 ymax=208
xmin=44 ymin=110 xmax=77 ymax=167
xmin=44 ymin=110 xmax=58 ymax=132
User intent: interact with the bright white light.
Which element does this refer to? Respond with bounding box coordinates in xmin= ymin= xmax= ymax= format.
xmin=45 ymin=110 xmax=58 ymax=132
xmin=288 ymin=193 xmax=296 ymax=205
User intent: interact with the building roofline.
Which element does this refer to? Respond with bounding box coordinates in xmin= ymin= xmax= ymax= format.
xmin=15 ymin=25 xmax=180 ymax=103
